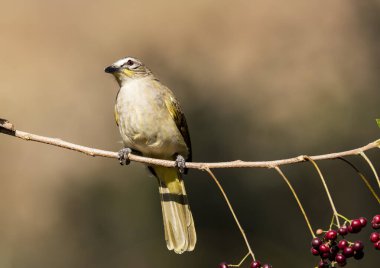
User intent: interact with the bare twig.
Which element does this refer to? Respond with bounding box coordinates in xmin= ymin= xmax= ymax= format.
xmin=359 ymin=152 xmax=380 ymax=189
xmin=1 ymin=119 xmax=379 ymax=170
xmin=274 ymin=167 xmax=315 ymax=238
xmin=306 ymin=157 xmax=341 ymax=228
xmin=339 ymin=157 xmax=380 ymax=204
xmin=229 ymin=252 xmax=250 ymax=268
xmin=205 ymin=168 xmax=255 ymax=261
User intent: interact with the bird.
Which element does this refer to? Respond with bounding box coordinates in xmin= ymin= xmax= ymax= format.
xmin=105 ymin=56 xmax=196 ymax=254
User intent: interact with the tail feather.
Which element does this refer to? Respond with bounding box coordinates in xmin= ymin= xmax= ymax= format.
xmin=155 ymin=167 xmax=196 ymax=254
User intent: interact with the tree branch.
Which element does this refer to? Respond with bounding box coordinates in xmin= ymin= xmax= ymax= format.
xmin=1 ymin=118 xmax=379 ymax=170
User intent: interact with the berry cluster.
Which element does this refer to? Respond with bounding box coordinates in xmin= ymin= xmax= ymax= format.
xmin=371 ymin=214 xmax=380 ymax=229
xmin=346 ymin=217 xmax=367 ymax=234
xmin=370 ymin=214 xmax=380 ymax=250
xmin=218 ymin=260 xmax=272 ymax=268
xmin=310 ymin=217 xmax=368 ymax=267
xmin=218 ymin=215 xmax=380 ymax=268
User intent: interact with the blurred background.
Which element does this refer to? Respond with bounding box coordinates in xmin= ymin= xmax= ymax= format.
xmin=0 ymin=0 xmax=379 ymax=267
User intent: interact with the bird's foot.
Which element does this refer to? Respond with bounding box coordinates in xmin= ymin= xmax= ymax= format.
xmin=175 ymin=154 xmax=186 ymax=174
xmin=118 ymin=148 xmax=132 ymax=165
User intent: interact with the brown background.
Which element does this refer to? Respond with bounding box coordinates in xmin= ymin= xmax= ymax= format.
xmin=0 ymin=1 xmax=379 ymax=267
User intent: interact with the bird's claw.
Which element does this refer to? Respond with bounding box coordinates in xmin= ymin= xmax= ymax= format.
xmin=118 ymin=148 xmax=132 ymax=165
xmin=175 ymin=155 xmax=186 ymax=174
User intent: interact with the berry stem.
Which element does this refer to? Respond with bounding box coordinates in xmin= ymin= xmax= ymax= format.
xmin=306 ymin=157 xmax=341 ymax=228
xmin=339 ymin=157 xmax=380 ymax=204
xmin=359 ymin=151 xmax=380 ymax=189
xmin=205 ymin=168 xmax=256 ymax=261
xmin=329 ymin=213 xmax=335 ymax=230
xmin=275 ymin=166 xmax=315 ymax=238
xmin=337 ymin=213 xmax=351 ymax=223
xmin=228 ymin=252 xmax=250 ymax=267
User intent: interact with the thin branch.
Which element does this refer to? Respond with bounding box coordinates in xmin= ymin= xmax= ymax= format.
xmin=205 ymin=168 xmax=256 ymax=261
xmin=337 ymin=213 xmax=351 ymax=223
xmin=1 ymin=119 xmax=379 ymax=170
xmin=329 ymin=214 xmax=336 ymax=230
xmin=339 ymin=157 xmax=380 ymax=204
xmin=229 ymin=252 xmax=250 ymax=268
xmin=306 ymin=157 xmax=340 ymax=228
xmin=274 ymin=167 xmax=315 ymax=238
xmin=359 ymin=152 xmax=380 ymax=189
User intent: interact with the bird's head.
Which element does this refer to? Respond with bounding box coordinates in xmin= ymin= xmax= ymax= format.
xmin=105 ymin=57 xmax=152 ymax=85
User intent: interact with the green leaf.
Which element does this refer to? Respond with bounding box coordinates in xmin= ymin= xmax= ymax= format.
xmin=377 ymin=119 xmax=380 ymax=128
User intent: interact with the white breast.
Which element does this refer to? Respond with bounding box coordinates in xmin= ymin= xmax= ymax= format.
xmin=116 ymin=77 xmax=188 ymax=159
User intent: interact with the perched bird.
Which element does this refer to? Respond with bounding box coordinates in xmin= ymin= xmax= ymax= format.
xmin=105 ymin=57 xmax=196 ymax=254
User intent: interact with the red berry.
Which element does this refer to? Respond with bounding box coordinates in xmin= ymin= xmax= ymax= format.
xmin=262 ymin=264 xmax=272 ymax=268
xmin=329 ymin=252 xmax=337 ymax=262
xmin=353 ymin=240 xmax=364 ymax=251
xmin=320 ymin=252 xmax=330 ymax=259
xmin=335 ymin=253 xmax=346 ymax=266
xmin=338 ymin=226 xmax=348 ymax=236
xmin=372 ymin=215 xmax=380 ymax=224
xmin=219 ymin=262 xmax=229 ymax=268
xmin=370 ymin=232 xmax=380 ymax=242
xmin=374 ymin=241 xmax=380 ymax=250
xmin=349 ymin=226 xmax=360 ymax=233
xmin=337 ymin=261 xmax=347 ymax=267
xmin=359 ymin=217 xmax=367 ymax=227
xmin=343 ymin=246 xmax=354 ymax=258
xmin=319 ymin=244 xmax=330 ymax=253
xmin=372 ymin=215 xmax=380 ymax=229
xmin=351 ymin=219 xmax=362 ymax=232
xmin=311 ymin=247 xmax=319 ymax=256
xmin=312 ymin=237 xmax=323 ymax=248
xmin=318 ymin=260 xmax=329 ymax=268
xmin=330 ymin=244 xmax=339 ymax=254
xmin=250 ymin=261 xmax=261 ymax=268
xmin=353 ymin=250 xmax=364 ymax=260
xmin=325 ymin=230 xmax=338 ymax=240
xmin=338 ymin=240 xmax=349 ymax=250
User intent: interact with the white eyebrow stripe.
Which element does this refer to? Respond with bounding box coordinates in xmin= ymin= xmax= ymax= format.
xmin=113 ymin=58 xmax=130 ymax=67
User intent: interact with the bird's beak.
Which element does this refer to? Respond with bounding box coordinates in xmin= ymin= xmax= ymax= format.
xmin=104 ymin=65 xmax=120 ymax=73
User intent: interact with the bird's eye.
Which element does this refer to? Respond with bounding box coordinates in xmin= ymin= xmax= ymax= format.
xmin=121 ymin=59 xmax=134 ymax=68
xmin=126 ymin=60 xmax=134 ymax=66
xmin=123 ymin=59 xmax=140 ymax=69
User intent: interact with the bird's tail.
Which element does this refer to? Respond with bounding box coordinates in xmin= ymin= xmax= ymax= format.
xmin=153 ymin=166 xmax=196 ymax=254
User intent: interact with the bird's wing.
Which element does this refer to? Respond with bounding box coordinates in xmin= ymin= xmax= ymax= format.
xmin=163 ymin=89 xmax=192 ymax=162
xmin=114 ymin=104 xmax=119 ymax=126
